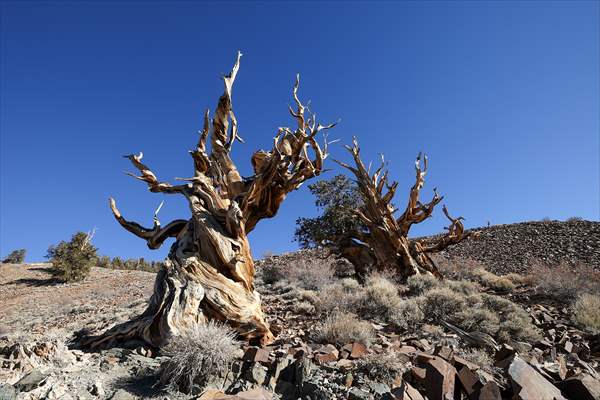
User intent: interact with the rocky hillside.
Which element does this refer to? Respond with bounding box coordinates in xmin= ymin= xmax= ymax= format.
xmin=434 ymin=219 xmax=600 ymax=274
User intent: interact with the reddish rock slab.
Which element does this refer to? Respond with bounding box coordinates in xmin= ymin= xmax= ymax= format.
xmin=508 ymin=356 xmax=566 ymax=400
xmin=425 ymin=357 xmax=457 ymax=400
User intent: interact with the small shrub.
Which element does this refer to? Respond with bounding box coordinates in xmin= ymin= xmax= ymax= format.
xmin=480 ymin=293 xmax=541 ymax=343
xmin=422 ymin=324 xmax=445 ymax=340
xmin=2 ymin=249 xmax=26 ymax=264
xmin=357 ymin=350 xmax=407 ymax=384
xmin=388 ymin=298 xmax=424 ymax=331
xmin=406 ymin=274 xmax=440 ymax=295
xmin=284 ymin=288 xmax=319 ymax=304
xmin=528 ymin=262 xmax=600 ymax=304
xmin=47 ymin=232 xmax=98 ymax=282
xmin=445 ymin=279 xmax=480 ymax=295
xmin=159 ymin=322 xmax=239 ymax=393
xmin=572 ymin=294 xmax=600 ymax=334
xmin=458 ymin=348 xmax=493 ymax=371
xmin=314 ymin=312 xmax=375 ymax=346
xmin=453 ymin=307 xmax=500 ymax=336
xmin=421 ymin=287 xmax=467 ymax=322
xmin=362 ymin=275 xmax=402 ymax=319
xmin=258 ymin=257 xmax=334 ymax=290
xmin=294 ymin=301 xmax=316 ymax=314
xmin=260 ymin=263 xmax=285 ymax=285
xmin=469 ymin=268 xmax=515 ymax=292
xmin=317 ymin=280 xmax=366 ymax=314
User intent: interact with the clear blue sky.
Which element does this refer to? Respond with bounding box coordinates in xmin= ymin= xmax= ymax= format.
xmin=1 ymin=1 xmax=598 ymax=262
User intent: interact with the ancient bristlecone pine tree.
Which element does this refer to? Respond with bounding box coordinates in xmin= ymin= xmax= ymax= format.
xmin=86 ymin=52 xmax=335 ymax=348
xmin=334 ymin=138 xmax=475 ymax=279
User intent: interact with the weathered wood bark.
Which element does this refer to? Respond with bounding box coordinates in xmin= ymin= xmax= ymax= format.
xmin=334 ymin=138 xmax=476 ymax=280
xmin=84 ymin=52 xmax=335 ymax=349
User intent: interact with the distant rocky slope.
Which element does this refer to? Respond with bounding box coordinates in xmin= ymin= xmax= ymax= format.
xmin=435 ymin=219 xmax=600 ymax=274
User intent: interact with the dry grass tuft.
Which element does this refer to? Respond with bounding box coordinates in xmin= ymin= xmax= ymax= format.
xmin=159 ymin=322 xmax=240 ymax=393
xmin=259 ymin=257 xmax=334 ymax=290
xmin=293 ymin=301 xmax=316 ymax=314
xmin=572 ymin=294 xmax=600 ymax=334
xmin=314 ymin=312 xmax=375 ymax=346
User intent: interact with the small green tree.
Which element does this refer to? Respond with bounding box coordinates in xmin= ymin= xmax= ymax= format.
xmin=47 ymin=231 xmax=98 ymax=282
xmin=294 ymin=175 xmax=364 ymax=248
xmin=2 ymin=249 xmax=26 ymax=264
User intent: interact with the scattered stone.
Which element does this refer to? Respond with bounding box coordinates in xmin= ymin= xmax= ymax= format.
xmin=0 ymin=384 xmax=17 ymax=400
xmin=556 ymin=373 xmax=600 ymax=400
xmin=110 ymin=389 xmax=135 ymax=400
xmin=244 ymin=347 xmax=271 ymax=363
xmin=348 ymin=387 xmax=372 ymax=400
xmin=368 ymin=381 xmax=391 ymax=397
xmin=391 ymin=381 xmax=425 ymax=400
xmin=477 ymin=381 xmax=502 ymax=400
xmin=457 ymin=366 xmax=483 ymax=397
xmin=425 ymin=357 xmax=456 ymax=400
xmin=507 ymin=356 xmax=566 ymax=400
xmin=244 ymin=362 xmax=268 ymax=385
xmin=14 ymin=368 xmax=47 ymax=392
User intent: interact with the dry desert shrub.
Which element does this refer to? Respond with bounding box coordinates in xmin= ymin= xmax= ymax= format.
xmin=388 ymin=298 xmax=425 ymax=331
xmin=314 ymin=312 xmax=375 ymax=346
xmin=421 ymin=287 xmax=467 ymax=321
xmin=357 ymin=350 xmax=408 ymax=384
xmin=159 ymin=322 xmax=240 ymax=393
xmin=406 ymin=274 xmax=440 ymax=295
xmin=2 ymin=249 xmax=26 ymax=264
xmin=362 ymin=275 xmax=403 ymax=318
xmin=293 ymin=301 xmax=316 ymax=314
xmin=316 ymin=279 xmax=366 ymax=314
xmin=479 ymin=293 xmax=541 ymax=343
xmin=259 ymin=257 xmax=334 ymax=290
xmin=571 ymin=294 xmax=600 ymax=334
xmin=528 ymin=262 xmax=600 ymax=304
xmin=469 ymin=268 xmax=515 ymax=292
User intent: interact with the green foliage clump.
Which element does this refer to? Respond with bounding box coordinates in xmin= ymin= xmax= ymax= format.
xmin=47 ymin=232 xmax=98 ymax=282
xmin=2 ymin=249 xmax=26 ymax=264
xmin=294 ymin=175 xmax=363 ymax=248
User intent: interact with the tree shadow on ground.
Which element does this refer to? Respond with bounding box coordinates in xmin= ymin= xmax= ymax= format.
xmin=112 ymin=372 xmax=167 ymax=398
xmin=8 ymin=277 xmax=62 ymax=287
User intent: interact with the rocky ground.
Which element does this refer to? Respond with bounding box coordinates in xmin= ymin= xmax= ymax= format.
xmin=1 ymin=220 xmax=599 ymax=400
xmin=433 ymin=219 xmax=600 ymax=274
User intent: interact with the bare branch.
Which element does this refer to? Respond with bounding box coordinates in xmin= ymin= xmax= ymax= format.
xmin=109 ymin=198 xmax=187 ymax=250
xmin=124 ymin=153 xmax=188 ymax=194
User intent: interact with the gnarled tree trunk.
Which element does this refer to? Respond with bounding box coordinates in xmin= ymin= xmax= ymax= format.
xmin=84 ymin=52 xmax=335 ymax=349
xmin=334 ymin=138 xmax=477 ymax=280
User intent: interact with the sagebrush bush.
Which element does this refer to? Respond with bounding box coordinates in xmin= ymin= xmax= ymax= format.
xmin=528 ymin=262 xmax=600 ymax=304
xmin=357 ymin=350 xmax=407 ymax=384
xmin=259 ymin=257 xmax=334 ymax=290
xmin=480 ymin=293 xmax=541 ymax=343
xmin=2 ymin=249 xmax=26 ymax=264
xmin=406 ymin=274 xmax=440 ymax=295
xmin=47 ymin=232 xmax=98 ymax=282
xmin=572 ymin=294 xmax=600 ymax=334
xmin=421 ymin=287 xmax=467 ymax=321
xmin=314 ymin=312 xmax=374 ymax=346
xmin=445 ymin=279 xmax=480 ymax=295
xmin=362 ymin=275 xmax=402 ymax=319
xmin=470 ymin=268 xmax=515 ymax=292
xmin=388 ymin=298 xmax=424 ymax=331
xmin=294 ymin=301 xmax=316 ymax=314
xmin=317 ymin=280 xmax=366 ymax=314
xmin=159 ymin=322 xmax=239 ymax=393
